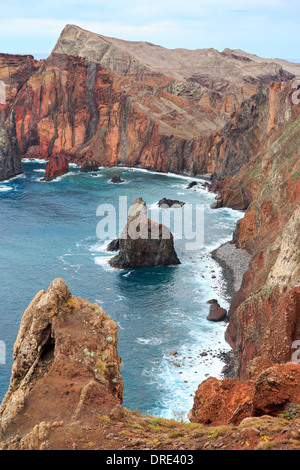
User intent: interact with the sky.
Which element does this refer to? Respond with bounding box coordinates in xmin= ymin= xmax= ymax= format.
xmin=0 ymin=0 xmax=299 ymax=60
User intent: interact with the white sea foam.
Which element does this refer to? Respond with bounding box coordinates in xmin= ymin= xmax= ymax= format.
xmin=0 ymin=185 xmax=13 ymax=192
xmin=0 ymin=173 xmax=26 ymax=183
xmin=89 ymin=240 xmax=111 ymax=253
xmin=144 ymin=323 xmax=231 ymax=420
xmin=94 ymin=256 xmax=115 ymax=272
xmin=136 ymin=337 xmax=163 ymax=346
xmin=22 ymin=158 xmax=48 ymax=163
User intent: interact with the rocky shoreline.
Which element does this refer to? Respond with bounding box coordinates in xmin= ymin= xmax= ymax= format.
xmin=211 ymin=241 xmax=252 ymax=300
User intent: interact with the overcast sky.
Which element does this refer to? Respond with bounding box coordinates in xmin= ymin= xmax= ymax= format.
xmin=0 ymin=0 xmax=299 ymax=60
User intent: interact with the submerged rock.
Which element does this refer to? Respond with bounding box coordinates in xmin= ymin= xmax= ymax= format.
xmin=108 ymin=197 xmax=181 ymax=268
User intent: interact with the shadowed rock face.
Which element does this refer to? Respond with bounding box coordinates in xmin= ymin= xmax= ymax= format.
xmin=108 ymin=197 xmax=181 ymax=268
xmin=0 ymin=111 xmax=22 ymax=182
xmin=0 ymin=279 xmax=123 ymax=447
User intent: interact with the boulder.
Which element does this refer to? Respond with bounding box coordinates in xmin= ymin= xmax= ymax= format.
xmin=188 ymin=377 xmax=254 ymax=426
xmin=252 ymin=363 xmax=300 ymax=416
xmin=108 ymin=197 xmax=181 ymax=268
xmin=207 ymin=301 xmax=227 ymax=322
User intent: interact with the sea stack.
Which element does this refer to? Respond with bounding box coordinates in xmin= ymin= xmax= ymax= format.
xmin=43 ymin=151 xmax=69 ymax=181
xmin=108 ymin=197 xmax=181 ymax=268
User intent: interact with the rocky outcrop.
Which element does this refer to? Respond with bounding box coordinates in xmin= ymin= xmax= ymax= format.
xmin=43 ymin=151 xmax=69 ymax=181
xmin=110 ymin=174 xmax=124 ymax=184
xmin=189 ymin=376 xmax=254 ymax=426
xmin=0 ymin=111 xmax=22 ymax=182
xmin=189 ymin=363 xmax=300 ymax=426
xmin=158 ymin=198 xmax=185 ymax=208
xmin=108 ymin=197 xmax=180 ymax=268
xmin=0 ymin=279 xmax=123 ymax=449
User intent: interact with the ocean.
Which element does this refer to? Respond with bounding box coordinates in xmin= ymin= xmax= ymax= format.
xmin=0 ymin=161 xmax=242 ymax=420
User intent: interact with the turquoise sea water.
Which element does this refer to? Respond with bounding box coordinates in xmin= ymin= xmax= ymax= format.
xmin=0 ymin=161 xmax=242 ymax=420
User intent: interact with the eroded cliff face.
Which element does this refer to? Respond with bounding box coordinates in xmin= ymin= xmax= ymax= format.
xmin=0 ymin=279 xmax=123 ymax=449
xmin=210 ymin=81 xmax=300 ymax=380
xmin=1 ymin=25 xmax=300 ymax=176
xmin=0 ymin=111 xmax=22 ymax=182
xmin=0 ymin=53 xmax=39 ymax=181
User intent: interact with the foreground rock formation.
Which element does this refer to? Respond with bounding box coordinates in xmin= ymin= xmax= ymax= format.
xmin=108 ymin=197 xmax=181 ymax=268
xmin=1 ymin=280 xmax=300 ymax=451
xmin=189 ymin=363 xmax=300 ymax=426
xmin=0 ymin=279 xmax=123 ymax=449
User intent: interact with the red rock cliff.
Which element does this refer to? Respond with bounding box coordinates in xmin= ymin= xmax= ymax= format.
xmin=210 ymin=81 xmax=300 ymax=380
xmin=1 ymin=25 xmax=300 ymax=175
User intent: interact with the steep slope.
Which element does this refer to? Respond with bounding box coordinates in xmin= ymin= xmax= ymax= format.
xmin=0 ymin=53 xmax=38 ymax=181
xmin=209 ymin=80 xmax=300 ymax=380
